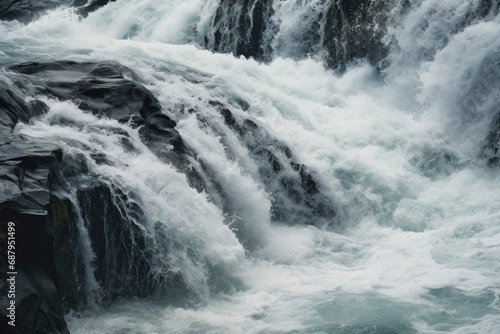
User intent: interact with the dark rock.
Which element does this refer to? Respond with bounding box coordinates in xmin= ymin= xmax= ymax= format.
xmin=0 ymin=59 xmax=202 ymax=330
xmin=0 ymin=212 xmax=70 ymax=334
xmin=77 ymin=183 xmax=156 ymax=303
xmin=0 ymin=0 xmax=116 ymax=24
xmin=0 ymin=0 xmax=67 ymax=23
xmin=484 ymin=114 xmax=500 ymax=166
xmin=0 ymin=74 xmax=72 ymax=333
xmin=9 ymin=61 xmax=186 ymax=159
xmin=208 ymin=102 xmax=336 ymax=226
xmin=207 ymin=0 xmax=274 ymax=61
xmin=46 ymin=195 xmax=85 ymax=313
xmin=204 ymin=0 xmax=391 ymax=70
xmin=145 ymin=113 xmax=177 ymax=131
xmin=0 ymin=79 xmax=48 ymax=133
xmin=75 ymin=181 xmax=193 ymax=306
xmin=0 ymin=137 xmax=62 ymax=215
xmin=324 ymin=0 xmax=390 ymax=72
xmin=10 ymin=61 xmax=158 ymax=119
xmin=19 ymin=60 xmax=208 ymax=189
xmin=6 ymin=59 xmax=205 ymax=190
xmin=236 ymin=0 xmax=271 ymax=59
xmin=76 ymin=0 xmax=115 ymax=18
xmin=220 ymin=108 xmax=237 ymax=128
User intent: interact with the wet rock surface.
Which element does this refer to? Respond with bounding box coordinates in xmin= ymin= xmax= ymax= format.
xmin=324 ymin=0 xmax=391 ymax=72
xmin=204 ymin=0 xmax=392 ymax=71
xmin=0 ymin=60 xmax=196 ymax=332
xmin=0 ymin=70 xmax=70 ymax=333
xmin=208 ymin=0 xmax=273 ymax=61
xmin=0 ymin=146 xmax=69 ymax=334
xmin=484 ymin=114 xmax=500 ymax=166
xmin=10 ymin=61 xmax=187 ymax=159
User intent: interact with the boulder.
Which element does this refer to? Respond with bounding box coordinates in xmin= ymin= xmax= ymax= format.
xmin=324 ymin=0 xmax=391 ymax=72
xmin=9 ymin=61 xmax=208 ymax=189
xmin=1 ymin=60 xmax=203 ymax=327
xmin=10 ymin=61 xmax=185 ymax=156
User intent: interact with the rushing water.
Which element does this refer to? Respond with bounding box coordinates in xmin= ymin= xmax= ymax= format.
xmin=2 ymin=0 xmax=500 ymax=333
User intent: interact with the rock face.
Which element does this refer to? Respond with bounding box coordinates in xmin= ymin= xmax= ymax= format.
xmin=324 ymin=0 xmax=391 ymax=72
xmin=0 ymin=57 xmax=337 ymax=332
xmin=10 ymin=61 xmax=184 ymax=156
xmin=0 ymin=130 xmax=70 ymax=333
xmin=0 ymin=60 xmax=193 ymax=333
xmin=0 ymin=0 xmax=115 ymax=23
xmin=484 ymin=115 xmax=500 ymax=166
xmin=9 ymin=60 xmax=206 ymax=188
xmin=203 ymin=0 xmax=392 ymax=71
xmin=0 ymin=139 xmax=61 ymax=215
xmin=0 ymin=80 xmax=48 ymax=134
xmin=0 ymin=201 xmax=69 ymax=334
xmin=207 ymin=0 xmax=274 ymax=61
xmin=75 ymin=182 xmax=189 ymax=305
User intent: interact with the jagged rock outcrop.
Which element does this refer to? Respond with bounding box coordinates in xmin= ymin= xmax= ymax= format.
xmin=196 ymin=100 xmax=337 ymax=226
xmin=0 ymin=60 xmax=195 ymax=333
xmin=324 ymin=0 xmax=392 ymax=71
xmin=10 ymin=61 xmax=185 ymax=156
xmin=202 ymin=0 xmax=393 ymax=71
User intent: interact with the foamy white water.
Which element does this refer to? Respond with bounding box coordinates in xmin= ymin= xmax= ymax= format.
xmin=1 ymin=0 xmax=500 ymax=333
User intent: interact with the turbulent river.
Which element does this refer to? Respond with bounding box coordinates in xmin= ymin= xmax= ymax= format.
xmin=1 ymin=0 xmax=500 ymax=333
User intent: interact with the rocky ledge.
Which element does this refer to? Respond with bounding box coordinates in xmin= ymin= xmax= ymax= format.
xmin=0 ymin=0 xmax=115 ymax=23
xmin=0 ymin=60 xmax=189 ymax=334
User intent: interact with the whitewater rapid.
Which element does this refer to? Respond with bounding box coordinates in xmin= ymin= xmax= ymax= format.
xmin=2 ymin=0 xmax=500 ymax=333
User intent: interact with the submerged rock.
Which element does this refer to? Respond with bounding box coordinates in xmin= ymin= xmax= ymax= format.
xmin=10 ymin=61 xmax=186 ymax=158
